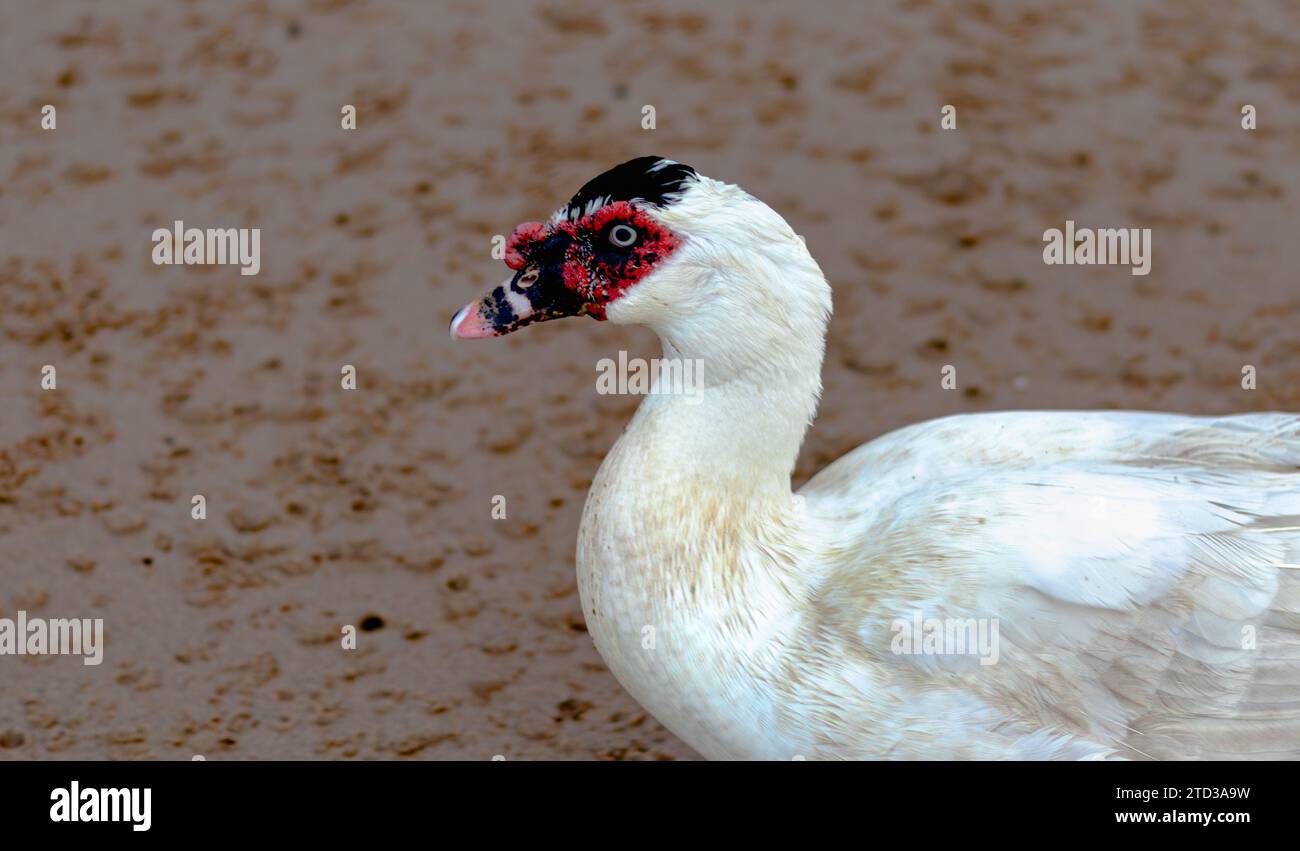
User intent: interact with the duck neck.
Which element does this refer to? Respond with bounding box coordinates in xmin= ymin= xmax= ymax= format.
xmin=618 ymin=328 xmax=825 ymax=503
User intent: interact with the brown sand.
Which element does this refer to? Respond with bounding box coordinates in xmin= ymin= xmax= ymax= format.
xmin=1 ymin=0 xmax=1298 ymax=760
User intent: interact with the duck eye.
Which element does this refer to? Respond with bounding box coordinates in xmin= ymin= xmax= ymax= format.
xmin=516 ymin=268 xmax=540 ymax=288
xmin=608 ymin=224 xmax=639 ymax=248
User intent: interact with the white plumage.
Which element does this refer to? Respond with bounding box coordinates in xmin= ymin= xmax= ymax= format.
xmin=464 ymin=163 xmax=1300 ymax=759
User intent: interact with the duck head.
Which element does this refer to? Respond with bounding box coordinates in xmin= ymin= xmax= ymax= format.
xmin=449 ymin=156 xmax=832 ymax=362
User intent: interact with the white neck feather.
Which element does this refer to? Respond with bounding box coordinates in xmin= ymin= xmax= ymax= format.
xmin=575 ymin=184 xmax=834 ymax=758
xmin=635 ymin=329 xmax=823 ymax=498
xmin=609 ymin=178 xmax=834 ymax=496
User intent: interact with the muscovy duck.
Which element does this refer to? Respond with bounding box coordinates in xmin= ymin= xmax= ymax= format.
xmin=451 ymin=156 xmax=1300 ymax=760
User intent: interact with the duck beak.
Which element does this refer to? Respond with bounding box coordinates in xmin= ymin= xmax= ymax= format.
xmin=448 ymin=293 xmax=505 ymax=339
xmin=449 ymin=264 xmax=584 ymax=340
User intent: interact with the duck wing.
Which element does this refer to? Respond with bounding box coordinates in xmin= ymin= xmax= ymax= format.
xmin=801 ymin=411 xmax=1300 ymax=759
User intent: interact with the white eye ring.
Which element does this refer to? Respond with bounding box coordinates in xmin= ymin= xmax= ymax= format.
xmin=517 ymin=268 xmax=539 ymax=288
xmin=608 ymin=224 xmax=638 ymax=248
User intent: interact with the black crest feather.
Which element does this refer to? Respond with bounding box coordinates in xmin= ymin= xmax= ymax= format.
xmin=559 ymin=157 xmax=697 ymax=221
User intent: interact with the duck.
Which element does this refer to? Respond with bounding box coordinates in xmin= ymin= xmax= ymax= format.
xmin=450 ymin=156 xmax=1300 ymax=760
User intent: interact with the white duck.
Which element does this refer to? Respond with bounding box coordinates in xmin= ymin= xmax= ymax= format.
xmin=451 ymin=157 xmax=1300 ymax=760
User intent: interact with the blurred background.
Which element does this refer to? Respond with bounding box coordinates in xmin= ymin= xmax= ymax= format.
xmin=0 ymin=0 xmax=1297 ymax=760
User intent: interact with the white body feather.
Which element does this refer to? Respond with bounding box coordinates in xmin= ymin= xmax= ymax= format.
xmin=574 ymin=174 xmax=1300 ymax=760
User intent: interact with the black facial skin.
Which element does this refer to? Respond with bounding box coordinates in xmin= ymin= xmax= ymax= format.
xmin=472 ymin=157 xmax=697 ymax=335
xmin=480 ymin=233 xmax=585 ymax=334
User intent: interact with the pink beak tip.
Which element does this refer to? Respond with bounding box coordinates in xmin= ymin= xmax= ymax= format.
xmin=449 ymin=302 xmax=497 ymax=340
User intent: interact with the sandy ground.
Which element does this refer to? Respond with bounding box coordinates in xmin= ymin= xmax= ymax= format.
xmin=1 ymin=0 xmax=1298 ymax=760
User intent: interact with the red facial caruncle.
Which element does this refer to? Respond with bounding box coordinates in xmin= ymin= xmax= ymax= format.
xmin=505 ymin=201 xmax=682 ymax=320
xmin=504 ymin=221 xmax=547 ymax=271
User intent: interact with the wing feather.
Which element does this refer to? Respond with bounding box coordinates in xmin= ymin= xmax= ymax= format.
xmin=802 ymin=411 xmax=1300 ymax=758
